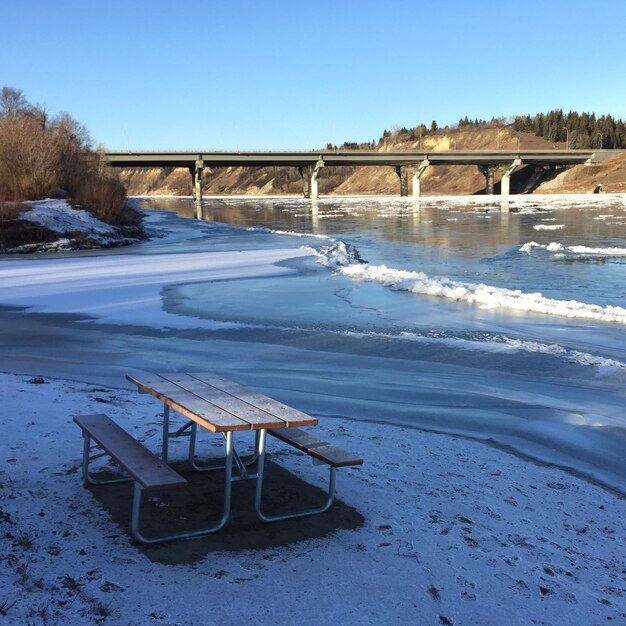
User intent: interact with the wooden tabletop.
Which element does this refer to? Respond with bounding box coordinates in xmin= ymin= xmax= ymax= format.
xmin=126 ymin=372 xmax=318 ymax=433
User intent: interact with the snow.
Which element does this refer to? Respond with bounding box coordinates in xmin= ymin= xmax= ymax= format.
xmin=0 ymin=247 xmax=315 ymax=329
xmin=521 ymin=241 xmax=626 ymax=258
xmin=9 ymin=199 xmax=141 ymax=252
xmin=533 ymin=224 xmax=566 ymax=231
xmin=1 ymin=372 xmax=624 ymax=626
xmin=22 ymin=199 xmax=116 ymax=236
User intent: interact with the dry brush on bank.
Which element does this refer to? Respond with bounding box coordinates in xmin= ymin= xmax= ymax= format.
xmin=0 ymin=86 xmax=143 ymax=246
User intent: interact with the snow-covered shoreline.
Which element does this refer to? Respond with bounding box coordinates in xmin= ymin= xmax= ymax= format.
xmin=4 ymin=199 xmax=143 ymax=253
xmin=1 ymin=372 xmax=624 ymax=625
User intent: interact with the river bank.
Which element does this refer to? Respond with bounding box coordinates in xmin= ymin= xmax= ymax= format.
xmin=0 ymin=199 xmax=144 ymax=254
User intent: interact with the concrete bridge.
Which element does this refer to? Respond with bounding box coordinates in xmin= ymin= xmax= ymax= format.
xmin=103 ymin=149 xmax=623 ymax=203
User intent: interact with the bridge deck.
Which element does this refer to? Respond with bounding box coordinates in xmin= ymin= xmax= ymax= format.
xmin=103 ymin=149 xmax=621 ymax=169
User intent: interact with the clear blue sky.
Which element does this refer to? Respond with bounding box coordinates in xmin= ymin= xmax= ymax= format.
xmin=2 ymin=0 xmax=625 ymax=150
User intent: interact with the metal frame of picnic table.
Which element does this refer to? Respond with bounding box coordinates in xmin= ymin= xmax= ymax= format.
xmin=127 ymin=372 xmax=337 ymax=542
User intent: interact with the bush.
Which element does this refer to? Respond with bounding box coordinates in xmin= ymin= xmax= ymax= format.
xmin=0 ymin=86 xmax=142 ymax=230
xmin=69 ymin=161 xmax=142 ymax=227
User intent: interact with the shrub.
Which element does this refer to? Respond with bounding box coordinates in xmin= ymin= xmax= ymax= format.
xmin=0 ymin=86 xmax=142 ymax=230
xmin=69 ymin=159 xmax=142 ymax=227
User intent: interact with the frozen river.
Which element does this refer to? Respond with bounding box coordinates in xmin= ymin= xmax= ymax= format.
xmin=2 ymin=194 xmax=626 ymax=493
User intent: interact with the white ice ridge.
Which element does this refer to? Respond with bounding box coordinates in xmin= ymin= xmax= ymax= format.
xmin=316 ymin=240 xmax=365 ymax=269
xmin=244 ymin=227 xmax=365 ymax=269
xmin=339 ymin=263 xmax=626 ymax=324
xmin=342 ymin=330 xmax=626 ymax=371
xmin=533 ymin=224 xmax=565 ymax=230
xmin=521 ymin=241 xmax=626 ymax=256
xmin=500 ymin=338 xmax=626 ymax=370
xmin=245 ymin=226 xmax=332 ymax=240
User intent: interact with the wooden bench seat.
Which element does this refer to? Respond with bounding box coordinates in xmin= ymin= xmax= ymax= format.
xmin=268 ymin=427 xmax=363 ymax=468
xmin=73 ymin=413 xmax=187 ymax=491
xmin=255 ymin=427 xmax=362 ymax=523
xmin=74 ymin=413 xmax=204 ymax=544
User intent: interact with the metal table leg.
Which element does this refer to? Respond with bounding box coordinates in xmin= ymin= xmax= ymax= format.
xmin=162 ymin=404 xmax=170 ymax=462
xmin=80 ymin=433 xmax=133 ymax=486
xmin=131 ymin=431 xmax=234 ymax=544
xmin=254 ymin=429 xmax=336 ymax=523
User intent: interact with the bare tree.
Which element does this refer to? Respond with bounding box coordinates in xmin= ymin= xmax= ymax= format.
xmin=0 ymin=86 xmax=30 ymax=117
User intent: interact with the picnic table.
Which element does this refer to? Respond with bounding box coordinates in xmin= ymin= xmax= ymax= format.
xmin=126 ymin=371 xmax=318 ymax=461
xmin=74 ymin=371 xmax=362 ymax=544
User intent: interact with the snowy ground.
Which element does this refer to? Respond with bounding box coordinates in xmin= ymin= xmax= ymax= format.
xmin=7 ymin=199 xmax=142 ymax=253
xmin=0 ymin=372 xmax=624 ymax=625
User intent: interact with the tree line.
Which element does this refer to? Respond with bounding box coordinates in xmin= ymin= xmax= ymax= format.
xmin=512 ymin=110 xmax=625 ymax=149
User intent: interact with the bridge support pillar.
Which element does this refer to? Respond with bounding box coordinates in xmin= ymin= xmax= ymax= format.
xmin=190 ymin=158 xmax=204 ymax=216
xmin=395 ymin=166 xmax=409 ymax=197
xmin=478 ymin=165 xmax=495 ymax=195
xmin=299 ymin=166 xmax=312 ymax=198
xmin=500 ymin=158 xmax=522 ymax=196
xmin=299 ymin=159 xmax=324 ymax=199
xmin=411 ymin=159 xmax=430 ymax=196
xmin=311 ymin=159 xmax=324 ymax=199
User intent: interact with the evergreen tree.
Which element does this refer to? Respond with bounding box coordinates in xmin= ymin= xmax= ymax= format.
xmin=512 ymin=110 xmax=626 ymax=148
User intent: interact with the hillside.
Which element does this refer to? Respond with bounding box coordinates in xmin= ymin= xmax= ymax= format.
xmin=536 ymin=152 xmax=626 ymax=193
xmin=118 ymin=126 xmax=626 ymax=197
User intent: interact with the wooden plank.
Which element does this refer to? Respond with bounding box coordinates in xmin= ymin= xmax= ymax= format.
xmin=73 ymin=414 xmax=187 ymax=491
xmin=189 ymin=372 xmax=318 ymax=427
xmin=268 ymin=427 xmax=327 ymax=452
xmin=269 ymin=427 xmax=363 ymax=468
xmin=306 ymin=444 xmax=363 ymax=468
xmin=126 ymin=374 xmax=250 ymax=432
xmin=157 ymin=373 xmax=284 ymax=429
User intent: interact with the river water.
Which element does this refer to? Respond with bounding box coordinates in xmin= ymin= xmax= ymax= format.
xmin=3 ymin=194 xmax=626 ymax=493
